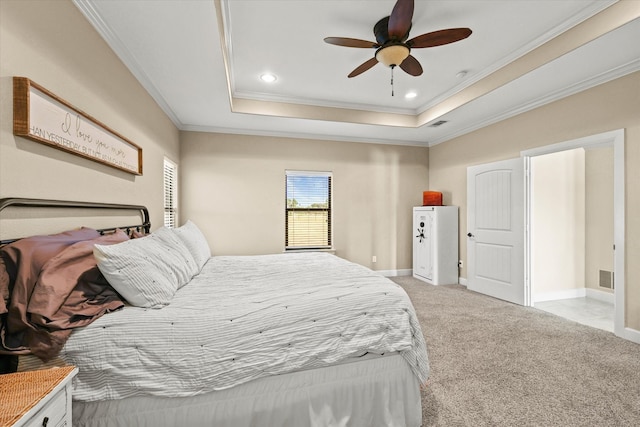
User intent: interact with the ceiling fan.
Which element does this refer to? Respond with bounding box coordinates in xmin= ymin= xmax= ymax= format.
xmin=324 ymin=0 xmax=472 ymax=80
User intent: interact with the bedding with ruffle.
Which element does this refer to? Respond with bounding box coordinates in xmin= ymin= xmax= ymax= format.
xmin=60 ymin=252 xmax=430 ymax=402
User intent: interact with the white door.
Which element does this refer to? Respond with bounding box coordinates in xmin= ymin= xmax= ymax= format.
xmin=413 ymin=209 xmax=434 ymax=280
xmin=467 ymin=158 xmax=526 ymax=305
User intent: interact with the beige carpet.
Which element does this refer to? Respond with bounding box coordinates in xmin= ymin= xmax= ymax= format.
xmin=391 ymin=276 xmax=640 ymax=427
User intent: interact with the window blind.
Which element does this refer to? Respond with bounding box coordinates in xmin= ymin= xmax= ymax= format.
xmin=164 ymin=158 xmax=177 ymax=228
xmin=285 ymin=171 xmax=332 ymax=250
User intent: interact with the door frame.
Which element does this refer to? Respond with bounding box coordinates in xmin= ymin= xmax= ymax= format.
xmin=521 ymin=129 xmax=628 ymax=340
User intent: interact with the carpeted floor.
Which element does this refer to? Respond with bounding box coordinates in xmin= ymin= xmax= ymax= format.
xmin=391 ymin=276 xmax=640 ymax=427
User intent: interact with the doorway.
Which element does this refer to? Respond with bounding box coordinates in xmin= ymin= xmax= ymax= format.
xmin=529 ymin=147 xmax=614 ymax=332
xmin=522 ymin=129 xmax=625 ymax=337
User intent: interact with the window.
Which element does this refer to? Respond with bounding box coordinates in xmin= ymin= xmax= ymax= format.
xmin=164 ymin=157 xmax=177 ymax=228
xmin=285 ymin=171 xmax=332 ymax=250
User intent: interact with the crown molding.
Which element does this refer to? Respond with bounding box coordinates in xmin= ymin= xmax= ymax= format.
xmin=179 ymin=124 xmax=429 ymax=148
xmin=427 ymin=59 xmax=640 ymax=147
xmin=73 ymin=0 xmax=184 ymax=128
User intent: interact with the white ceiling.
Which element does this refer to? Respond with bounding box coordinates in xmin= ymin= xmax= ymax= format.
xmin=74 ymin=0 xmax=640 ymax=147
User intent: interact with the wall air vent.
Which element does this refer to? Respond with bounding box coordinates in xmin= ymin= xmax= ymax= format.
xmin=428 ymin=120 xmax=448 ymax=128
xmin=599 ymin=269 xmax=614 ymax=289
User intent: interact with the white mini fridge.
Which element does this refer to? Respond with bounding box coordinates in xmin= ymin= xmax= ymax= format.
xmin=413 ymin=206 xmax=459 ymax=285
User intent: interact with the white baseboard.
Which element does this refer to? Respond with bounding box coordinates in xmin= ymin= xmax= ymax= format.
xmin=534 ymin=288 xmax=586 ymax=303
xmin=377 ymin=269 xmax=412 ymax=277
xmin=382 ymin=269 xmax=465 ymax=282
xmin=620 ymin=327 xmax=640 ymax=345
xmin=533 ymin=288 xmax=615 ymax=304
xmin=585 ymin=288 xmax=615 ymax=304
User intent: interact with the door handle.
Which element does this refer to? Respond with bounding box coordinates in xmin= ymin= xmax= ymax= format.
xmin=467 ymin=232 xmax=474 ymax=238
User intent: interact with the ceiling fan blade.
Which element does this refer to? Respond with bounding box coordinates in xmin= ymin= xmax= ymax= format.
xmin=324 ymin=37 xmax=379 ymax=48
xmin=407 ymin=28 xmax=472 ymax=48
xmin=348 ymin=57 xmax=379 ymax=78
xmin=388 ymin=0 xmax=414 ymax=40
xmin=399 ymin=55 xmax=423 ymax=76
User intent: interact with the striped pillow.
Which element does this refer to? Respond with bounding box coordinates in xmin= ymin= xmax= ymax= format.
xmin=172 ymin=220 xmax=211 ymax=272
xmin=94 ymin=227 xmax=197 ymax=308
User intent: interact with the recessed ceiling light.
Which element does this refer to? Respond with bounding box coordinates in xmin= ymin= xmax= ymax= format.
xmin=405 ymin=91 xmax=417 ymax=99
xmin=260 ymin=73 xmax=277 ymax=83
xmin=456 ymin=70 xmax=468 ymax=79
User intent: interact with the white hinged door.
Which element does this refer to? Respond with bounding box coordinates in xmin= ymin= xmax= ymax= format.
xmin=467 ymin=158 xmax=525 ymax=305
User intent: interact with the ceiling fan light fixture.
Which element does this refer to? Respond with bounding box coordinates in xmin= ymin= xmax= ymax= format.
xmin=375 ymin=44 xmax=410 ymax=67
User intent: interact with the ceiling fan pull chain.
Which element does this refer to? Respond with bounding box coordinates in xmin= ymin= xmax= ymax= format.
xmin=391 ymin=65 xmax=395 ymax=96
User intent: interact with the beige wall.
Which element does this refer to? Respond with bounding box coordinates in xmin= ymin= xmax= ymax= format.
xmin=585 ymin=146 xmax=614 ymax=292
xmin=531 ymin=149 xmax=585 ymax=298
xmin=180 ymin=132 xmax=429 ymax=271
xmin=0 ymin=0 xmax=179 ymax=229
xmin=627 ymin=127 xmax=640 ymax=330
xmin=428 ymin=71 xmax=640 ymax=330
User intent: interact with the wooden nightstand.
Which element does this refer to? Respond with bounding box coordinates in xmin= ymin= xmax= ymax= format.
xmin=0 ymin=366 xmax=78 ymax=427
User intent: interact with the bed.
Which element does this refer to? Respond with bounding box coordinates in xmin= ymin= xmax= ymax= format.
xmin=0 ymin=198 xmax=429 ymax=427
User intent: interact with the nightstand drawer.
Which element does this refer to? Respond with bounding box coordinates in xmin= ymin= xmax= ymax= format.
xmin=22 ymin=387 xmax=67 ymax=427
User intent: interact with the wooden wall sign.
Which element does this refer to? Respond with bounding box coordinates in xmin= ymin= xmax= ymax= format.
xmin=13 ymin=77 xmax=143 ymax=175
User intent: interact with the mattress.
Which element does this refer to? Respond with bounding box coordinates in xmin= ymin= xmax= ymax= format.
xmin=60 ymin=252 xmax=429 ymax=402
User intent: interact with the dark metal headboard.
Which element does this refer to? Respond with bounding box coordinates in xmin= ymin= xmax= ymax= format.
xmin=0 ymin=198 xmax=150 ymax=245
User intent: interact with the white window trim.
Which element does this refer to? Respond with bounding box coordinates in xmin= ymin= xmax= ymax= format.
xmin=164 ymin=157 xmax=178 ymax=228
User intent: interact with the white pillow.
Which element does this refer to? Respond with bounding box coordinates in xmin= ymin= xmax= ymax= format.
xmin=94 ymin=227 xmax=198 ymax=308
xmin=153 ymin=226 xmax=199 ymax=280
xmin=172 ymin=220 xmax=211 ymax=272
